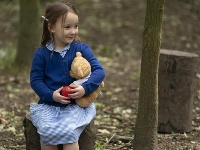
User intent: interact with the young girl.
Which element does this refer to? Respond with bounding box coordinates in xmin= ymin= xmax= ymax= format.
xmin=30 ymin=1 xmax=105 ymax=150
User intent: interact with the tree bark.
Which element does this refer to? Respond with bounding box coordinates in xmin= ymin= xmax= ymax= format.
xmin=158 ymin=49 xmax=199 ymax=133
xmin=79 ymin=121 xmax=96 ymax=150
xmin=133 ymin=0 xmax=165 ymax=150
xmin=23 ymin=115 xmax=96 ymax=150
xmin=15 ymin=0 xmax=40 ymax=70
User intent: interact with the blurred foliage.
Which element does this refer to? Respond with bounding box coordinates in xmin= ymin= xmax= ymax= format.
xmin=0 ymin=42 xmax=16 ymax=70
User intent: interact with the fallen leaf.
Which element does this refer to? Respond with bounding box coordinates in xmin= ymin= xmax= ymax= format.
xmin=0 ymin=117 xmax=8 ymax=125
xmin=196 ymin=73 xmax=200 ymax=79
xmin=98 ymin=129 xmax=110 ymax=134
xmin=6 ymin=127 xmax=16 ymax=134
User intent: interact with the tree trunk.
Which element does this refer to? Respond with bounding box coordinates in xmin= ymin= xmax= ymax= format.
xmin=133 ymin=0 xmax=165 ymax=150
xmin=23 ymin=115 xmax=96 ymax=150
xmin=15 ymin=0 xmax=40 ymax=71
xmin=158 ymin=49 xmax=199 ymax=133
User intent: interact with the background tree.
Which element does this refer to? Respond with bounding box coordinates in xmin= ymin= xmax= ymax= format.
xmin=15 ymin=0 xmax=40 ymax=71
xmin=133 ymin=0 xmax=165 ymax=149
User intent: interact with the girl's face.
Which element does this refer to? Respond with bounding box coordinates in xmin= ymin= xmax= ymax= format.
xmin=49 ymin=12 xmax=79 ymax=50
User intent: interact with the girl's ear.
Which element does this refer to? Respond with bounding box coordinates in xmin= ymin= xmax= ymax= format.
xmin=48 ymin=23 xmax=54 ymax=33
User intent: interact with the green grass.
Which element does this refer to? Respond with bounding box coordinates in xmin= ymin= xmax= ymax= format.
xmin=95 ymin=142 xmax=105 ymax=150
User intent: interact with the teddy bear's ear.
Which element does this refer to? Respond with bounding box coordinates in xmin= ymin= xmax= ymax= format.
xmin=76 ymin=52 xmax=82 ymax=57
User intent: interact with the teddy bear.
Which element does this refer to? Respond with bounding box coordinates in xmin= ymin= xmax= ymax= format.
xmin=69 ymin=52 xmax=104 ymax=107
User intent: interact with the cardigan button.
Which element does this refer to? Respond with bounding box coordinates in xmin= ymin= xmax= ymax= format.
xmin=62 ymin=59 xmax=66 ymax=62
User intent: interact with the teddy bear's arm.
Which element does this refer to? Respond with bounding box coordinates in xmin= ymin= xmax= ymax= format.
xmin=75 ymin=82 xmax=104 ymax=107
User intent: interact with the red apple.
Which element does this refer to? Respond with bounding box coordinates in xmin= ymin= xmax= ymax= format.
xmin=61 ymin=86 xmax=73 ymax=97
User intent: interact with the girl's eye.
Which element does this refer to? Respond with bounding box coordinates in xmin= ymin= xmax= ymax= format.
xmin=63 ymin=24 xmax=78 ymax=29
xmin=64 ymin=26 xmax=70 ymax=29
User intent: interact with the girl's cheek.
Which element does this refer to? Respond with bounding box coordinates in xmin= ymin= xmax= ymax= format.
xmin=76 ymin=29 xmax=78 ymax=33
xmin=63 ymin=30 xmax=70 ymax=35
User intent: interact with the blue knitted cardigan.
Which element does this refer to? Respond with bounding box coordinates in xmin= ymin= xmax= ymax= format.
xmin=30 ymin=40 xmax=105 ymax=107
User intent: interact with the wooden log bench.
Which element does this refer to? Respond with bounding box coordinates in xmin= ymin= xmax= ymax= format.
xmin=158 ymin=49 xmax=199 ymax=133
xmin=23 ymin=114 xmax=96 ymax=150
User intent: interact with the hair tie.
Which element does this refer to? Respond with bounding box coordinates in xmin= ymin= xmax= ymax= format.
xmin=41 ymin=16 xmax=49 ymax=22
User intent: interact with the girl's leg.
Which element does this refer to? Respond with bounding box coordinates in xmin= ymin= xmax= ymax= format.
xmin=41 ymin=145 xmax=58 ymax=150
xmin=63 ymin=142 xmax=79 ymax=150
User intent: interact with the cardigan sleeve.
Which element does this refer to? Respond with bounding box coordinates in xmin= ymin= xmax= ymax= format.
xmin=30 ymin=49 xmax=54 ymax=103
xmin=79 ymin=44 xmax=106 ymax=95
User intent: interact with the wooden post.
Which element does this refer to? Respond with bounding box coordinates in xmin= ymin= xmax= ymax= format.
xmin=158 ymin=49 xmax=199 ymax=133
xmin=23 ymin=115 xmax=96 ymax=150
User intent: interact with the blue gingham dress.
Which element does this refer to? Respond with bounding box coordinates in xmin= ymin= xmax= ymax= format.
xmin=30 ymin=103 xmax=96 ymax=145
xmin=30 ymin=44 xmax=96 ymax=145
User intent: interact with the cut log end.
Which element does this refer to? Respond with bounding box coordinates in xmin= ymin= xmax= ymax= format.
xmin=158 ymin=49 xmax=199 ymax=133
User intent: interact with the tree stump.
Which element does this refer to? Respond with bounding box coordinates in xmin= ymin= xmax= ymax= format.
xmin=23 ymin=114 xmax=96 ymax=150
xmin=158 ymin=49 xmax=199 ymax=133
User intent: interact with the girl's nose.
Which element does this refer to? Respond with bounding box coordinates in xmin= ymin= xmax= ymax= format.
xmin=70 ymin=28 xmax=76 ymax=34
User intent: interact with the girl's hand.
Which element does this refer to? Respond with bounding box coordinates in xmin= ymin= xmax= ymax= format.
xmin=68 ymin=84 xmax=85 ymax=99
xmin=53 ymin=87 xmax=71 ymax=104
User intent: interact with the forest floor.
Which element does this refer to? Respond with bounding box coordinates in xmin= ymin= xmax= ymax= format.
xmin=0 ymin=0 xmax=200 ymax=150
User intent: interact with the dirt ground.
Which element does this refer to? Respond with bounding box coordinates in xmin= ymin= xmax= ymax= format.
xmin=0 ymin=0 xmax=200 ymax=150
